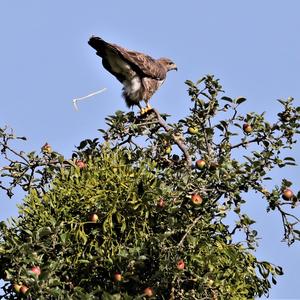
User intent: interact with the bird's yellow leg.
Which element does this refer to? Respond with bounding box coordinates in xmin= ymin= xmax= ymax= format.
xmin=138 ymin=101 xmax=153 ymax=115
xmin=142 ymin=101 xmax=152 ymax=113
xmin=137 ymin=103 xmax=145 ymax=115
xmin=146 ymin=102 xmax=152 ymax=111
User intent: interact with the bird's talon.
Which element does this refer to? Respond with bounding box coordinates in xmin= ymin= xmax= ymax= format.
xmin=141 ymin=106 xmax=153 ymax=114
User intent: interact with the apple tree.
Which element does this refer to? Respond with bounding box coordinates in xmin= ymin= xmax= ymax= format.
xmin=0 ymin=75 xmax=300 ymax=299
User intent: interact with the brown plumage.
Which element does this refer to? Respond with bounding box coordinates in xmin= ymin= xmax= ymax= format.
xmin=88 ymin=36 xmax=177 ymax=111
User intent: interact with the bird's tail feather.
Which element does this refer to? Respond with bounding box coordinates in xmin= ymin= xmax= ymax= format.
xmin=122 ymin=91 xmax=133 ymax=108
xmin=122 ymin=89 xmax=141 ymax=108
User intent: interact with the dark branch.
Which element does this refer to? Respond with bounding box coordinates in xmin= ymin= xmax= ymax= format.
xmin=230 ymin=137 xmax=261 ymax=150
xmin=152 ymin=108 xmax=192 ymax=167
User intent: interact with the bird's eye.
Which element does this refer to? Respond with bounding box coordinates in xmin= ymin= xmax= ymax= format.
xmin=169 ymin=61 xmax=173 ymax=65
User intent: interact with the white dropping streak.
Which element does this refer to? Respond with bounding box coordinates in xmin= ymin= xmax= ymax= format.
xmin=72 ymin=88 xmax=107 ymax=111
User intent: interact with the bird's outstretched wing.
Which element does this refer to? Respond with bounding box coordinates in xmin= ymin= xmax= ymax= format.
xmin=88 ymin=36 xmax=166 ymax=81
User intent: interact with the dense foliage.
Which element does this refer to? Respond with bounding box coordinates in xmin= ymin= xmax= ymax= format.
xmin=0 ymin=76 xmax=299 ymax=299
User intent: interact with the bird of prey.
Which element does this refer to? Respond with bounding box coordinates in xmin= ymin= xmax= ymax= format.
xmin=88 ymin=36 xmax=177 ymax=113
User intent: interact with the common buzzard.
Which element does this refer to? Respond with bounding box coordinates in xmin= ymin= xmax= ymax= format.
xmin=88 ymin=36 xmax=177 ymax=113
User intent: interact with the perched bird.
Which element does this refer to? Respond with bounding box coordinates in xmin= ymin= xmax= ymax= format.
xmin=88 ymin=36 xmax=177 ymax=113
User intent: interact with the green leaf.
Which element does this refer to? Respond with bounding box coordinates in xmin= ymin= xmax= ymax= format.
xmin=60 ymin=232 xmax=69 ymax=244
xmin=215 ymin=124 xmax=224 ymax=132
xmin=275 ymin=266 xmax=284 ymax=275
xmin=78 ymin=140 xmax=88 ymax=150
xmin=36 ymin=227 xmax=52 ymax=239
xmin=221 ymin=96 xmax=233 ymax=102
xmin=284 ymin=157 xmax=295 ymax=162
xmin=235 ymin=97 xmax=247 ymax=104
xmin=220 ymin=120 xmax=228 ymax=128
xmin=277 ymin=99 xmax=286 ymax=105
xmin=185 ymin=80 xmax=195 ymax=87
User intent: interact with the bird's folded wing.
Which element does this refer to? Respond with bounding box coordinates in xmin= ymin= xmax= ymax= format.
xmin=113 ymin=46 xmax=167 ymax=80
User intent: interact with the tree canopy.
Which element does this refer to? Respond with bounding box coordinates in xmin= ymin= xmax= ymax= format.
xmin=0 ymin=75 xmax=299 ymax=299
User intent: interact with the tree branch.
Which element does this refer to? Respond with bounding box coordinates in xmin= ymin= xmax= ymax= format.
xmin=152 ymin=108 xmax=192 ymax=167
xmin=178 ymin=215 xmax=202 ymax=247
xmin=230 ymin=137 xmax=262 ymax=150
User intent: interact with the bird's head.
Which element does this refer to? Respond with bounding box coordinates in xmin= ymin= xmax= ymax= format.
xmin=158 ymin=58 xmax=178 ymax=72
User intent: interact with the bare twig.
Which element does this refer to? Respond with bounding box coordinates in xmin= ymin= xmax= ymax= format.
xmin=277 ymin=205 xmax=300 ymax=245
xmin=230 ymin=137 xmax=261 ymax=150
xmin=113 ymin=136 xmax=132 ymax=149
xmin=152 ymin=108 xmax=192 ymax=167
xmin=0 ymin=141 xmax=30 ymax=164
xmin=178 ymin=215 xmax=202 ymax=247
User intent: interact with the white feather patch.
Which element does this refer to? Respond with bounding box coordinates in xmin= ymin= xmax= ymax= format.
xmin=124 ymin=76 xmax=141 ymax=95
xmin=130 ymin=77 xmax=141 ymax=93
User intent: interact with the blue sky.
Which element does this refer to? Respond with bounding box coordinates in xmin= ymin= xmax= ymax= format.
xmin=0 ymin=1 xmax=299 ymax=298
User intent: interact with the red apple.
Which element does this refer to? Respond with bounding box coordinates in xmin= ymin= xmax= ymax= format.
xmin=191 ymin=193 xmax=203 ymax=205
xmin=76 ymin=160 xmax=87 ymax=169
xmin=157 ymin=198 xmax=166 ymax=208
xmin=20 ymin=285 xmax=29 ymax=294
xmin=282 ymin=188 xmax=294 ymax=200
xmin=196 ymin=159 xmax=206 ymax=169
xmin=89 ymin=213 xmax=99 ymax=223
xmin=114 ymin=272 xmax=122 ymax=282
xmin=144 ymin=287 xmax=154 ymax=297
xmin=30 ymin=266 xmax=41 ymax=276
xmin=243 ymin=123 xmax=252 ymax=133
xmin=177 ymin=259 xmax=185 ymax=270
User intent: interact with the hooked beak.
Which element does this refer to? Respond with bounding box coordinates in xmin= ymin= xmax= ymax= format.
xmin=172 ymin=64 xmax=178 ymax=71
